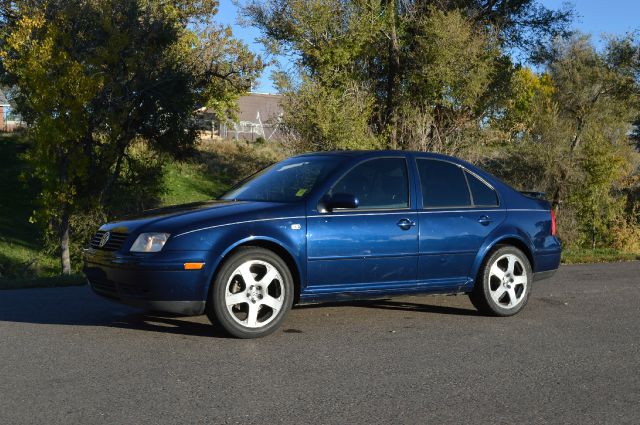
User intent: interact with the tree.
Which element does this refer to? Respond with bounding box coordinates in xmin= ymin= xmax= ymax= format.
xmin=489 ymin=35 xmax=640 ymax=248
xmin=243 ymin=0 xmax=572 ymax=151
xmin=537 ymin=35 xmax=639 ymax=211
xmin=275 ymin=75 xmax=380 ymax=151
xmin=0 ymin=0 xmax=262 ymax=273
xmin=497 ymin=67 xmax=555 ymax=137
xmin=398 ymin=7 xmax=509 ymax=154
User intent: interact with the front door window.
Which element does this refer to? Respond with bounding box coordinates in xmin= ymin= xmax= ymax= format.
xmin=328 ymin=158 xmax=409 ymax=209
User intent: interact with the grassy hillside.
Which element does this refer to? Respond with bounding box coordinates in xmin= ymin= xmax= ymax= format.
xmin=162 ymin=139 xmax=284 ymax=206
xmin=0 ymin=135 xmax=284 ymax=289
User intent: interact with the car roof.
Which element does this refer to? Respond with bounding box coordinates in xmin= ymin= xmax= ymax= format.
xmin=293 ymin=150 xmax=463 ymax=162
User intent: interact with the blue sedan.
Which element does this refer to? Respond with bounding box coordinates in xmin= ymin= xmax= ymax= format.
xmin=84 ymin=151 xmax=561 ymax=338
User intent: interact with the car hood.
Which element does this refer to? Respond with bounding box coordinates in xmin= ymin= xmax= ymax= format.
xmin=99 ymin=200 xmax=303 ymax=236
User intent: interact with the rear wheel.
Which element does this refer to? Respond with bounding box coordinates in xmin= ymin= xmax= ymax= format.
xmin=208 ymin=247 xmax=294 ymax=338
xmin=469 ymin=246 xmax=532 ymax=316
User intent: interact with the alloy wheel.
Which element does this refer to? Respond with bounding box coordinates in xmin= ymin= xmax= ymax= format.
xmin=224 ymin=259 xmax=285 ymax=328
xmin=488 ymin=253 xmax=528 ymax=309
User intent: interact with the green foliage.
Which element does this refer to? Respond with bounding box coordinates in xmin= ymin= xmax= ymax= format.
xmin=567 ymin=134 xmax=629 ymax=248
xmin=277 ymin=77 xmax=380 ymax=151
xmin=488 ymin=35 xmax=640 ymax=249
xmin=0 ymin=134 xmax=59 ymax=282
xmin=499 ymin=67 xmax=555 ymax=135
xmin=247 ymin=0 xmax=383 ymax=82
xmin=406 ymin=8 xmax=498 ymax=109
xmin=161 ymin=139 xmax=285 ymax=206
xmin=398 ymin=7 xmax=510 ymax=153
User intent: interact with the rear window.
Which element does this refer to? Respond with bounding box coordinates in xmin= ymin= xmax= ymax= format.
xmin=417 ymin=159 xmax=471 ymax=208
xmin=466 ymin=171 xmax=499 ymax=206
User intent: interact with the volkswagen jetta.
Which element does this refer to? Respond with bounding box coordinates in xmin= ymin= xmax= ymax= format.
xmin=84 ymin=151 xmax=561 ymax=338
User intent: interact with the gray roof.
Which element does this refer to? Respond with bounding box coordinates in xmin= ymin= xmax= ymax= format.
xmin=201 ymin=92 xmax=283 ymax=124
xmin=0 ymin=89 xmax=9 ymax=106
xmin=236 ymin=93 xmax=282 ymax=123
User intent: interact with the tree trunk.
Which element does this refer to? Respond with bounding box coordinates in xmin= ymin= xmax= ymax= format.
xmin=385 ymin=0 xmax=400 ymax=149
xmin=100 ymin=148 xmax=126 ymax=204
xmin=552 ymin=117 xmax=585 ymax=212
xmin=60 ymin=207 xmax=71 ymax=275
xmin=551 ymin=183 xmax=562 ymax=213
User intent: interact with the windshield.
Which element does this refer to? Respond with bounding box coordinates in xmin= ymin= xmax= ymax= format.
xmin=221 ymin=156 xmax=344 ymax=203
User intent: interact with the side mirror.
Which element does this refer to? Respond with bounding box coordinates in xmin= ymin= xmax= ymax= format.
xmin=320 ymin=193 xmax=359 ymax=212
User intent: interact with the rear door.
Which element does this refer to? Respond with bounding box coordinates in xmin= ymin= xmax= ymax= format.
xmin=306 ymin=157 xmax=419 ymax=289
xmin=415 ymin=158 xmax=506 ymax=287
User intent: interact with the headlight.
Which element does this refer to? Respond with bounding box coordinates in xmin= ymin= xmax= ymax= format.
xmin=130 ymin=233 xmax=170 ymax=253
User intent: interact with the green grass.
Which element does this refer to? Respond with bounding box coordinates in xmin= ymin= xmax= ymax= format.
xmin=162 ymin=160 xmax=229 ymax=206
xmin=161 ymin=139 xmax=284 ymax=206
xmin=561 ymin=248 xmax=640 ymax=264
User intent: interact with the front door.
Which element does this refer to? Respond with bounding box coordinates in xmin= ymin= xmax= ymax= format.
xmin=306 ymin=157 xmax=419 ymax=290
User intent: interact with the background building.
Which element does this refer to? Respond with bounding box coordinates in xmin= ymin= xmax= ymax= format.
xmin=0 ymin=88 xmax=24 ymax=132
xmin=198 ymin=92 xmax=284 ymax=142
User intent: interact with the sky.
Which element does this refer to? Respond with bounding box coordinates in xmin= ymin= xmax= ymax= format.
xmin=216 ymin=0 xmax=640 ymax=93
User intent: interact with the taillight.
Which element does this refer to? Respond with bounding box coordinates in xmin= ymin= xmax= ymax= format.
xmin=550 ymin=210 xmax=557 ymax=236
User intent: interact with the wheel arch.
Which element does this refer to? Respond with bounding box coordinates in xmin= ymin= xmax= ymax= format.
xmin=470 ymin=234 xmax=535 ymax=290
xmin=206 ymin=237 xmax=303 ymax=306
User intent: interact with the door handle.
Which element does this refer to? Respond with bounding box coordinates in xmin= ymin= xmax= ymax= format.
xmin=396 ymin=218 xmax=416 ymax=230
xmin=478 ymin=215 xmax=493 ymax=226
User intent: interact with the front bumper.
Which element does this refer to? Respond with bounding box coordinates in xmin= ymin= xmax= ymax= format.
xmin=83 ymin=248 xmax=211 ymax=315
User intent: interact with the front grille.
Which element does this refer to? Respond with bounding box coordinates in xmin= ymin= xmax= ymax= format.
xmin=89 ymin=230 xmax=129 ymax=251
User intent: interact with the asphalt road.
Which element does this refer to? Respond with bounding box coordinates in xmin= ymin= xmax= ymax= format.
xmin=1 ymin=262 xmax=639 ymax=425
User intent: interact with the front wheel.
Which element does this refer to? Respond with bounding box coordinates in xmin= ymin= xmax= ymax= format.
xmin=469 ymin=246 xmax=532 ymax=316
xmin=208 ymin=247 xmax=294 ymax=338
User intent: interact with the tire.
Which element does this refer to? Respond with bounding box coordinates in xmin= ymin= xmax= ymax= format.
xmin=469 ymin=245 xmax=532 ymax=316
xmin=207 ymin=247 xmax=294 ymax=338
